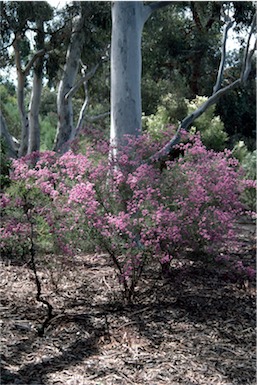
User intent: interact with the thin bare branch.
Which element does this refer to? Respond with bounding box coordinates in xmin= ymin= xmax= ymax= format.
xmin=149 ymin=13 xmax=256 ymax=164
xmin=65 ymin=63 xmax=99 ymax=100
xmin=85 ymin=111 xmax=110 ymax=122
xmin=143 ymin=1 xmax=172 ymax=23
xmin=149 ymin=78 xmax=241 ymax=163
xmin=13 ymin=35 xmax=23 ymax=74
xmin=24 ymin=49 xmax=46 ymax=76
xmin=190 ymin=2 xmax=203 ymax=32
xmin=73 ymin=76 xmax=89 ymax=138
xmin=0 ymin=111 xmax=18 ymax=158
xmin=0 ymin=37 xmax=16 ymax=52
xmin=213 ymin=18 xmax=234 ymax=94
xmin=241 ymin=13 xmax=256 ymax=83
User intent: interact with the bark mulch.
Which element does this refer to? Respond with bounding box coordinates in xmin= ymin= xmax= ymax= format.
xmin=0 ymin=221 xmax=256 ymax=385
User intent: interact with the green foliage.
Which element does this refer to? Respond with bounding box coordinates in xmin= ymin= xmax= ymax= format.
xmin=242 ymin=150 xmax=257 ymax=181
xmin=0 ymin=84 xmax=21 ymax=138
xmin=233 ymin=141 xmax=256 ymax=179
xmin=187 ymin=96 xmax=228 ymax=151
xmin=232 ymin=140 xmax=250 ymax=163
xmin=40 ymin=113 xmax=57 ymax=151
xmin=232 ymin=141 xmax=256 ymax=211
xmin=142 ymin=106 xmax=170 ymax=139
xmin=2 ymin=180 xmax=55 ymax=259
xmin=142 ymin=93 xmax=187 ymax=139
xmin=0 ymin=139 xmax=12 ymax=190
xmin=142 ymin=2 xmax=222 ymax=99
xmin=215 ymin=69 xmax=256 ymax=147
xmin=143 ymin=94 xmax=228 ymax=151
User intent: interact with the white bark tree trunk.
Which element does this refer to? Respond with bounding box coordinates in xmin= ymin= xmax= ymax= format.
xmin=54 ymin=13 xmax=86 ymax=153
xmin=28 ymin=19 xmax=44 ymax=155
xmin=110 ymin=1 xmax=170 ymax=151
xmin=110 ymin=1 xmax=255 ymax=163
xmin=110 ymin=1 xmax=144 ymax=149
xmin=13 ymin=35 xmax=30 ymax=158
xmin=0 ymin=111 xmax=18 ymax=158
xmin=28 ymin=72 xmax=42 ymax=154
xmin=17 ymin=72 xmax=29 ymax=158
xmin=13 ymin=33 xmax=45 ymax=158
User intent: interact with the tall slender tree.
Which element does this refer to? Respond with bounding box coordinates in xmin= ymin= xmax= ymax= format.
xmin=53 ymin=2 xmax=111 ymax=153
xmin=28 ymin=16 xmax=46 ymax=154
xmin=110 ymin=1 xmax=171 ymax=151
xmin=53 ymin=6 xmax=87 ymax=153
xmin=0 ymin=1 xmax=52 ymax=156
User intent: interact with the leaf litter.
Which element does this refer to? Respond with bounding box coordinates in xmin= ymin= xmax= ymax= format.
xmin=0 ymin=221 xmax=255 ymax=385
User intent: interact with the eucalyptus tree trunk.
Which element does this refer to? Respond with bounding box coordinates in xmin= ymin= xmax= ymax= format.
xmin=110 ymin=2 xmax=144 ymax=149
xmin=28 ymin=19 xmax=45 ymax=154
xmin=13 ymin=33 xmax=45 ymax=158
xmin=54 ymin=13 xmax=86 ymax=153
xmin=111 ymin=1 xmax=255 ymax=163
xmin=17 ymin=73 xmax=29 ymax=157
xmin=110 ymin=1 xmax=171 ymax=152
xmin=0 ymin=111 xmax=18 ymax=158
xmin=13 ymin=35 xmax=30 ymax=158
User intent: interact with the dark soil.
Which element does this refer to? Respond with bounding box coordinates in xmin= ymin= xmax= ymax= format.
xmin=1 ymin=221 xmax=256 ymax=385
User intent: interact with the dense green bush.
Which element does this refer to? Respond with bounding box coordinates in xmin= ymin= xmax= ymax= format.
xmin=0 ymin=84 xmax=21 ymax=139
xmin=0 ymin=139 xmax=12 ymax=191
xmin=40 ymin=113 xmax=57 ymax=151
xmin=143 ymin=94 xmax=228 ymax=151
xmin=186 ymin=96 xmax=228 ymax=151
xmin=232 ymin=141 xmax=256 ymax=211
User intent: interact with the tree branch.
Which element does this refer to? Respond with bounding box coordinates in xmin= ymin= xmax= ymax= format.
xmin=0 ymin=111 xmax=18 ymax=158
xmin=85 ymin=111 xmax=110 ymax=122
xmin=149 ymin=13 xmax=256 ymax=164
xmin=13 ymin=34 xmax=23 ymax=74
xmin=65 ymin=63 xmax=99 ymax=100
xmin=241 ymin=42 xmax=256 ymax=84
xmin=205 ymin=3 xmax=222 ymax=31
xmin=73 ymin=77 xmax=89 ymax=138
xmin=190 ymin=2 xmax=203 ymax=32
xmin=143 ymin=1 xmax=172 ymax=22
xmin=213 ymin=18 xmax=234 ymax=94
xmin=241 ymin=13 xmax=256 ymax=83
xmin=24 ymin=49 xmax=46 ymax=76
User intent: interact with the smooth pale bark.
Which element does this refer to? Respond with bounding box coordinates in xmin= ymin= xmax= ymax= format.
xmin=28 ymin=19 xmax=44 ymax=154
xmin=110 ymin=1 xmax=171 ymax=151
xmin=17 ymin=73 xmax=29 ymax=157
xmin=0 ymin=111 xmax=18 ymax=158
xmin=13 ymin=34 xmax=45 ymax=157
xmin=110 ymin=2 xmax=144 ymax=149
xmin=54 ymin=13 xmax=86 ymax=153
xmin=13 ymin=36 xmax=29 ymax=158
xmin=69 ymin=63 xmax=100 ymax=140
xmin=28 ymin=73 xmax=42 ymax=154
xmin=111 ymin=2 xmax=254 ymax=164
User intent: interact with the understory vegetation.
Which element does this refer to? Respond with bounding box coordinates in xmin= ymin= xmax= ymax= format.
xmin=1 ymin=128 xmax=256 ymax=307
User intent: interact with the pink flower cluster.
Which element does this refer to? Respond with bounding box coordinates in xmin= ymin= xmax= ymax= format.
xmin=1 ymin=129 xmax=255 ymax=291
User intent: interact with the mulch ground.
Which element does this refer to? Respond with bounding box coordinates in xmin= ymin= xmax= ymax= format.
xmin=1 ymin=221 xmax=256 ymax=385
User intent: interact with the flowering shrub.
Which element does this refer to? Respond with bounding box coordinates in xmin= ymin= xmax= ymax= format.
xmin=1 ymin=130 xmax=255 ymax=301
xmin=161 ymin=134 xmax=246 ymax=253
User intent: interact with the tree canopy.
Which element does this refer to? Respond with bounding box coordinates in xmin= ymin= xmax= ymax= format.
xmin=0 ymin=1 xmax=255 ymax=156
